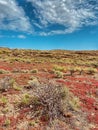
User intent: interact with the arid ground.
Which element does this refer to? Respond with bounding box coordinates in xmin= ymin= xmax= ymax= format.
xmin=0 ymin=48 xmax=98 ymax=130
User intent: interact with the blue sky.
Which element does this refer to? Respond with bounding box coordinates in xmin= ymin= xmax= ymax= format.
xmin=0 ymin=0 xmax=98 ymax=50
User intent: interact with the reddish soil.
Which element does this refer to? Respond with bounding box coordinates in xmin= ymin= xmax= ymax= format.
xmin=0 ymin=49 xmax=98 ymax=130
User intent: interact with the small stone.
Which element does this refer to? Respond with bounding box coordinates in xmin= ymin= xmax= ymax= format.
xmin=30 ymin=105 xmax=33 ymax=108
xmin=91 ymin=113 xmax=95 ymax=116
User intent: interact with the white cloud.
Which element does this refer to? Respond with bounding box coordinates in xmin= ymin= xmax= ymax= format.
xmin=0 ymin=34 xmax=26 ymax=39
xmin=0 ymin=0 xmax=98 ymax=35
xmin=17 ymin=35 xmax=26 ymax=39
xmin=0 ymin=0 xmax=32 ymax=32
xmin=28 ymin=0 xmax=98 ymax=35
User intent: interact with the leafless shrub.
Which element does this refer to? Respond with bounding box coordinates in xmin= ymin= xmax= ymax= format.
xmin=30 ymin=82 xmax=80 ymax=124
xmin=0 ymin=77 xmax=15 ymax=91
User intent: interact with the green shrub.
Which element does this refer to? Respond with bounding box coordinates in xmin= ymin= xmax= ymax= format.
xmin=54 ymin=71 xmax=63 ymax=78
xmin=21 ymin=69 xmax=29 ymax=73
xmin=28 ymin=120 xmax=39 ymax=127
xmin=0 ymin=69 xmax=9 ymax=74
xmin=20 ymin=93 xmax=31 ymax=106
xmin=75 ymin=67 xmax=83 ymax=75
xmin=68 ymin=67 xmax=75 ymax=76
xmin=30 ymin=69 xmax=38 ymax=73
xmin=87 ymin=68 xmax=97 ymax=75
xmin=0 ymin=96 xmax=8 ymax=104
xmin=53 ymin=65 xmax=64 ymax=71
xmin=12 ymin=68 xmax=20 ymax=73
xmin=13 ymin=85 xmax=22 ymax=91
xmin=4 ymin=119 xmax=11 ymax=127
xmin=69 ymin=97 xmax=80 ymax=111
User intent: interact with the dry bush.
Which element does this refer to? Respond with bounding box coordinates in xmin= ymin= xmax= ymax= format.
xmin=0 ymin=77 xmax=20 ymax=92
xmin=45 ymin=119 xmax=67 ymax=130
xmin=18 ymin=81 xmax=80 ymax=126
xmin=0 ymin=77 xmax=14 ymax=91
xmin=28 ymin=82 xmax=80 ymax=124
xmin=28 ymin=78 xmax=40 ymax=88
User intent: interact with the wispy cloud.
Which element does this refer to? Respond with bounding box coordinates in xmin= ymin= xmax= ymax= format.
xmin=0 ymin=34 xmax=26 ymax=39
xmin=17 ymin=35 xmax=26 ymax=39
xmin=0 ymin=0 xmax=98 ymax=35
xmin=0 ymin=0 xmax=32 ymax=32
xmin=28 ymin=0 xmax=98 ymax=35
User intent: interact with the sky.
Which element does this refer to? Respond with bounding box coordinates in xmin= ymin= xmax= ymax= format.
xmin=0 ymin=0 xmax=98 ymax=50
